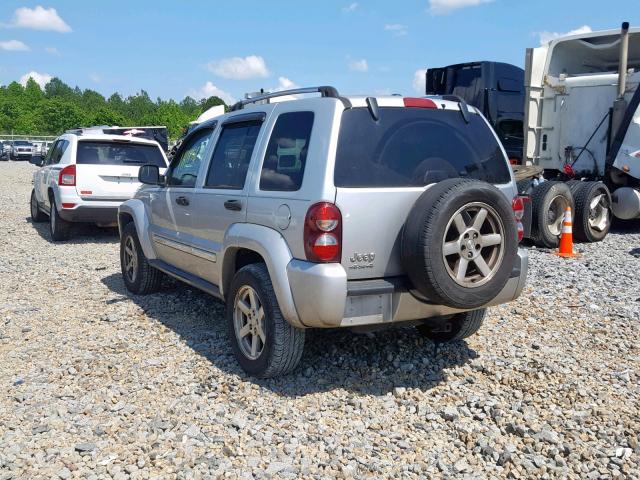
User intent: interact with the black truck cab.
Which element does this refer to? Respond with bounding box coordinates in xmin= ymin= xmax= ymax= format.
xmin=426 ymin=61 xmax=525 ymax=164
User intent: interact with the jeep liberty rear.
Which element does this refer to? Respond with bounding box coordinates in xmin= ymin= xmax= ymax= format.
xmin=119 ymin=87 xmax=528 ymax=377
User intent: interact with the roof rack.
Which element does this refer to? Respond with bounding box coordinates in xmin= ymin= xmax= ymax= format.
xmin=230 ymin=86 xmax=340 ymax=111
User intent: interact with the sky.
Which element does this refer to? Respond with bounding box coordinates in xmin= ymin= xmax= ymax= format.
xmin=1 ymin=1 xmax=639 ymax=104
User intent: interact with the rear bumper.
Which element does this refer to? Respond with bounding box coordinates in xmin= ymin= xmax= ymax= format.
xmin=58 ymin=206 xmax=119 ymax=223
xmin=286 ymin=248 xmax=528 ymax=328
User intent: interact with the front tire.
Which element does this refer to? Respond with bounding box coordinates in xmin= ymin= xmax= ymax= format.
xmin=417 ymin=309 xmax=486 ymax=342
xmin=120 ymin=222 xmax=163 ymax=294
xmin=49 ymin=196 xmax=71 ymax=241
xmin=30 ymin=190 xmax=47 ymax=223
xmin=227 ymin=264 xmax=305 ymax=378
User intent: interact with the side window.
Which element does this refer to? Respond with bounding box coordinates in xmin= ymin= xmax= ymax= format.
xmin=260 ymin=112 xmax=314 ymax=191
xmin=166 ymin=129 xmax=212 ymax=187
xmin=205 ymin=122 xmax=261 ymax=189
xmin=52 ymin=140 xmax=69 ymax=164
xmin=43 ymin=141 xmax=59 ymax=166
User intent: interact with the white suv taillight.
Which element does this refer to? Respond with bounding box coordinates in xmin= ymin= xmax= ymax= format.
xmin=58 ymin=164 xmax=76 ymax=186
xmin=304 ymin=202 xmax=342 ymax=262
xmin=512 ymin=196 xmax=526 ymax=242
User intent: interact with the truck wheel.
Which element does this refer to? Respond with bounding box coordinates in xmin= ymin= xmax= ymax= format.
xmin=417 ymin=308 xmax=486 ymax=342
xmin=120 ymin=222 xmax=163 ymax=294
xmin=572 ymin=182 xmax=611 ymax=242
xmin=227 ymin=264 xmax=305 ymax=378
xmin=401 ymin=178 xmax=518 ymax=310
xmin=530 ymin=181 xmax=574 ymax=248
xmin=49 ymin=196 xmax=72 ymax=241
xmin=30 ymin=190 xmax=47 ymax=223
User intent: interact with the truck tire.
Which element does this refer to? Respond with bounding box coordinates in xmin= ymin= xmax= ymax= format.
xmin=120 ymin=222 xmax=163 ymax=294
xmin=417 ymin=308 xmax=486 ymax=342
xmin=30 ymin=190 xmax=47 ymax=223
xmin=530 ymin=181 xmax=574 ymax=248
xmin=227 ymin=264 xmax=305 ymax=378
xmin=401 ymin=178 xmax=518 ymax=310
xmin=572 ymin=182 xmax=611 ymax=243
xmin=49 ymin=195 xmax=72 ymax=241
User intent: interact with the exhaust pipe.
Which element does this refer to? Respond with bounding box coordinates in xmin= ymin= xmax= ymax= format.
xmin=610 ymin=22 xmax=631 ymax=153
xmin=618 ymin=22 xmax=630 ymax=98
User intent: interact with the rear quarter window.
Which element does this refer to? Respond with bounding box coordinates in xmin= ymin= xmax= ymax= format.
xmin=76 ymin=141 xmax=166 ymax=167
xmin=260 ymin=111 xmax=314 ymax=191
xmin=334 ymin=107 xmax=511 ymax=187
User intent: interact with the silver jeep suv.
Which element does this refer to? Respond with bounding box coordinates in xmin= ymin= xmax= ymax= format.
xmin=118 ymin=87 xmax=528 ymax=378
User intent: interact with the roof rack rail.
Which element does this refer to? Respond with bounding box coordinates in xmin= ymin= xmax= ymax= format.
xmin=230 ymin=86 xmax=340 ymax=111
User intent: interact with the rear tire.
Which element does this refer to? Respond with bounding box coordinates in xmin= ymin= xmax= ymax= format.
xmin=30 ymin=190 xmax=47 ymax=223
xmin=227 ymin=264 xmax=305 ymax=378
xmin=49 ymin=196 xmax=71 ymax=241
xmin=120 ymin=222 xmax=163 ymax=294
xmin=417 ymin=309 xmax=486 ymax=342
xmin=530 ymin=181 xmax=574 ymax=248
xmin=572 ymin=182 xmax=611 ymax=243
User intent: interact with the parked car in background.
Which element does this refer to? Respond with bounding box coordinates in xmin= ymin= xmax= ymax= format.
xmin=10 ymin=140 xmax=35 ymax=160
xmin=30 ymin=131 xmax=168 ymax=241
xmin=118 ymin=86 xmax=528 ymax=377
xmin=0 ymin=142 xmax=7 ymax=161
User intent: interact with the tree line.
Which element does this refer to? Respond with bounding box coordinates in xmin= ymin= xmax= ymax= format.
xmin=0 ymin=77 xmax=227 ymax=140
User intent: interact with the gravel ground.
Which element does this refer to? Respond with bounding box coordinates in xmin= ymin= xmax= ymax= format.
xmin=1 ymin=161 xmax=639 ymax=479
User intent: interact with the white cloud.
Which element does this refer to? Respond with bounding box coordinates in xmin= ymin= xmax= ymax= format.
xmin=348 ymin=58 xmax=369 ymax=72
xmin=268 ymin=77 xmax=300 ymax=102
xmin=20 ymin=71 xmax=53 ymax=88
xmin=191 ymin=81 xmax=236 ymax=105
xmin=384 ymin=24 xmax=408 ymax=36
xmin=429 ymin=0 xmax=493 ymax=15
xmin=413 ymin=69 xmax=427 ymax=93
xmin=343 ymin=2 xmax=358 ymax=12
xmin=45 ymin=46 xmax=60 ymax=56
xmin=206 ymin=55 xmax=269 ymax=80
xmin=89 ymin=73 xmax=102 ymax=83
xmin=538 ymin=25 xmax=592 ymax=45
xmin=9 ymin=6 xmax=72 ymax=33
xmin=0 ymin=40 xmax=29 ymax=51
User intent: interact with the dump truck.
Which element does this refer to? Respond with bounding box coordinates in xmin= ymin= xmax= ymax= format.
xmin=521 ymin=22 xmax=640 ymax=246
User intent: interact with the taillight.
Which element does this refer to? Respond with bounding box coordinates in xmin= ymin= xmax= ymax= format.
xmin=304 ymin=202 xmax=342 ymax=263
xmin=512 ymin=196 xmax=526 ymax=242
xmin=58 ymin=164 xmax=76 ymax=186
xmin=403 ymin=97 xmax=437 ymax=109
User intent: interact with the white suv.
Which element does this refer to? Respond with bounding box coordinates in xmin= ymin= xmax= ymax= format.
xmin=30 ymin=132 xmax=167 ymax=240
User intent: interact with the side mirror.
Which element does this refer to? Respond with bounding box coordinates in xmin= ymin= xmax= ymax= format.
xmin=138 ymin=164 xmax=162 ymax=185
xmin=29 ymin=156 xmax=43 ymax=167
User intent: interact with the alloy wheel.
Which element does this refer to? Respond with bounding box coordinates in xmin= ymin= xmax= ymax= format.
xmin=442 ymin=202 xmax=506 ymax=288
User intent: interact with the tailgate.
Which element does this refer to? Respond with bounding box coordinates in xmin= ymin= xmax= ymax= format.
xmin=74 ymin=139 xmax=166 ymax=200
xmin=336 ymin=188 xmax=425 ymax=279
xmin=75 ymin=164 xmax=142 ymax=200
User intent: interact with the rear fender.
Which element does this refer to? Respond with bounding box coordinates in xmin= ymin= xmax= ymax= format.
xmin=118 ymin=199 xmax=156 ymax=260
xmin=221 ymin=223 xmax=303 ymax=328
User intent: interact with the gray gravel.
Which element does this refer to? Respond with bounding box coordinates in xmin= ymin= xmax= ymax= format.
xmin=1 ymin=161 xmax=639 ymax=479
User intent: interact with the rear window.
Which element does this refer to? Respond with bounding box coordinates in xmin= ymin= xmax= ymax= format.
xmin=76 ymin=141 xmax=166 ymax=167
xmin=334 ymin=107 xmax=511 ymax=187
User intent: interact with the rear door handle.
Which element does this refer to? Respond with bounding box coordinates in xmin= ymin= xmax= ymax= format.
xmin=175 ymin=196 xmax=189 ymax=206
xmin=224 ymin=199 xmax=242 ymax=211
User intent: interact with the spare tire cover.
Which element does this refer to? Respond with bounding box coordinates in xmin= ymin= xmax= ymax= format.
xmin=401 ymin=178 xmax=518 ymax=309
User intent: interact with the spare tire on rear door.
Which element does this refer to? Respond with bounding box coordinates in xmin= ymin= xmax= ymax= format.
xmin=401 ymin=178 xmax=518 ymax=310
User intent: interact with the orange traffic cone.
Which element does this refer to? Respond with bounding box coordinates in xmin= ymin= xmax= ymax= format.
xmin=555 ymin=206 xmax=579 ymax=258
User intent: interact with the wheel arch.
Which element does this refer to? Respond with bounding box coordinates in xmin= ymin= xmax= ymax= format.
xmin=118 ymin=200 xmax=156 ymax=260
xmin=221 ymin=223 xmax=303 ymax=328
